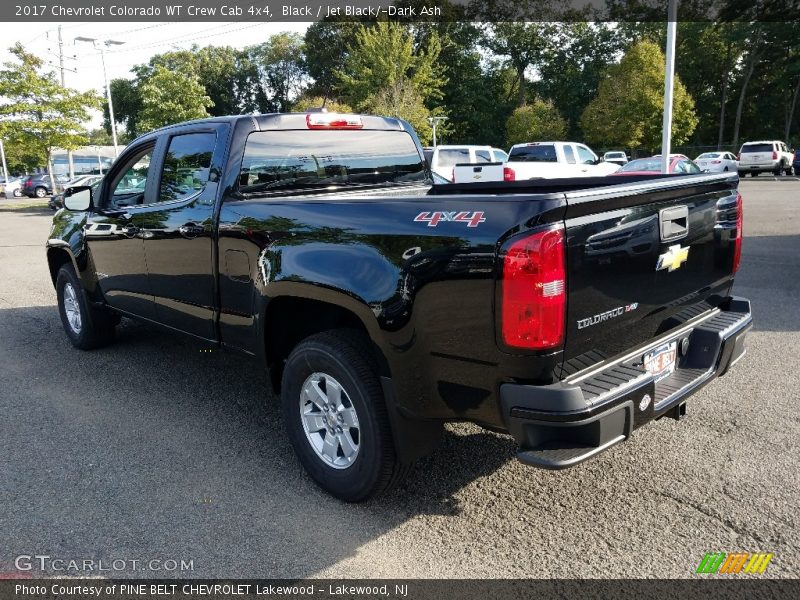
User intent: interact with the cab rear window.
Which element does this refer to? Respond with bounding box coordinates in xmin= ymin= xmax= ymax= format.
xmin=509 ymin=144 xmax=557 ymax=162
xmin=239 ymin=129 xmax=426 ymax=194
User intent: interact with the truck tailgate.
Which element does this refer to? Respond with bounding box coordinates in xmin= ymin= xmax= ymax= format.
xmin=560 ymin=174 xmax=740 ymax=377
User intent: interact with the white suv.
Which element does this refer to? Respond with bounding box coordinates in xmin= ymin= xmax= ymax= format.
xmin=737 ymin=141 xmax=794 ymax=176
xmin=428 ymin=146 xmax=507 ymax=181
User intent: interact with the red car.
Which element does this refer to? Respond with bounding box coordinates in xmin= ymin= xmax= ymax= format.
xmin=611 ymin=155 xmax=702 ymax=176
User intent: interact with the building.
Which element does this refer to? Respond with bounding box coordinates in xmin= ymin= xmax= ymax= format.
xmin=50 ymin=146 xmax=121 ymax=177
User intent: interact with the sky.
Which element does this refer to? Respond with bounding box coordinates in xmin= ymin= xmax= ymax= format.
xmin=1 ymin=21 xmax=312 ymax=128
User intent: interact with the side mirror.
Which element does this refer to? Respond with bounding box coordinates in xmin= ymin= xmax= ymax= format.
xmin=64 ymin=185 xmax=93 ymax=211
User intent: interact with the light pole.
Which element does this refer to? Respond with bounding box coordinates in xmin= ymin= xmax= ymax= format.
xmin=0 ymin=139 xmax=9 ymax=194
xmin=427 ymin=116 xmax=448 ymax=147
xmin=660 ymin=0 xmax=678 ymax=174
xmin=75 ymin=37 xmax=125 ymax=157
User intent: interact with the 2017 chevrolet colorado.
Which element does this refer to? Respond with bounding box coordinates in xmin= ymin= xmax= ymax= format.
xmin=47 ymin=113 xmax=751 ymax=501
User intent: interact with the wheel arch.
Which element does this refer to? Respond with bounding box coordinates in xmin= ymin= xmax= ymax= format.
xmin=260 ymin=284 xmax=391 ymax=393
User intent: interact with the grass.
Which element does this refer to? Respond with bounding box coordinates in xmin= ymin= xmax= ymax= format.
xmin=0 ymin=198 xmax=50 ymax=211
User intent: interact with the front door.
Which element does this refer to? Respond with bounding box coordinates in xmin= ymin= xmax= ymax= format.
xmin=85 ymin=143 xmax=159 ymax=320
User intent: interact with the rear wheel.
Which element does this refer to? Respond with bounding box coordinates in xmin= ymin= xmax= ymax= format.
xmin=56 ymin=264 xmax=116 ymax=349
xmin=13 ymin=188 xmax=22 ymax=198
xmin=280 ymin=330 xmax=406 ymax=502
xmin=34 ymin=186 xmax=47 ymax=198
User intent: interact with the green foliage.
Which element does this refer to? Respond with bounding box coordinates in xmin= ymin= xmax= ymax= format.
xmin=247 ymin=33 xmax=307 ymax=113
xmin=336 ymin=22 xmax=445 ymax=144
xmin=292 ymin=95 xmax=353 ymax=113
xmin=0 ymin=44 xmax=100 ymax=172
xmin=580 ymin=40 xmax=698 ymax=150
xmin=505 ymin=99 xmax=568 ymax=146
xmin=304 ymin=21 xmax=364 ymax=98
xmin=137 ymin=65 xmax=213 ymax=132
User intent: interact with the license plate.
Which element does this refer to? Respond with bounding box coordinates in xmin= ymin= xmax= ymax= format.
xmin=643 ymin=342 xmax=677 ymax=382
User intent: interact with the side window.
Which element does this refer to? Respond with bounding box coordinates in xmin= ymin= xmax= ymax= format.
xmin=159 ymin=133 xmax=216 ymax=203
xmin=576 ymin=145 xmax=596 ymax=164
xmin=563 ymin=145 xmax=576 ymax=164
xmin=109 ymin=147 xmax=153 ymax=208
xmin=475 ymin=150 xmax=491 ymax=163
xmin=493 ymin=150 xmax=508 ymax=162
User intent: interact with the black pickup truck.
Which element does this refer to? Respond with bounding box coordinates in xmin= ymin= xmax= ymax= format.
xmin=47 ymin=113 xmax=751 ymax=501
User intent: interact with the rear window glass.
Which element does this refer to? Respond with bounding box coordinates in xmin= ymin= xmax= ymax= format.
xmin=239 ymin=130 xmax=426 ymax=193
xmin=436 ymin=148 xmax=471 ymax=167
xmin=741 ymin=143 xmax=773 ymax=153
xmin=509 ymin=144 xmax=557 ymax=162
xmin=621 ymin=158 xmax=660 ymax=172
xmin=697 ymin=153 xmax=720 ymax=159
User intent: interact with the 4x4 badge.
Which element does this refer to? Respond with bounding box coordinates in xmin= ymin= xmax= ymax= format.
xmin=656 ymin=244 xmax=690 ymax=272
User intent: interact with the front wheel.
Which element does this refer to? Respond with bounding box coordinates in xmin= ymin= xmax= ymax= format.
xmin=280 ymin=330 xmax=406 ymax=502
xmin=56 ymin=265 xmax=116 ymax=349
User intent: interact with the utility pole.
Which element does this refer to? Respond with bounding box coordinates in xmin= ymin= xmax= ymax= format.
xmin=57 ymin=26 xmax=75 ymax=180
xmin=76 ymin=37 xmax=124 ymax=157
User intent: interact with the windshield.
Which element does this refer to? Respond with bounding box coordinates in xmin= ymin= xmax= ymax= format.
xmin=239 ymin=129 xmax=426 ymax=194
xmin=508 ymin=144 xmax=557 ymax=162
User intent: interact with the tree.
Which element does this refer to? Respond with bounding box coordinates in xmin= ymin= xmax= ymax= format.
xmin=304 ymin=20 xmax=364 ymax=99
xmin=536 ymin=23 xmax=626 ymax=139
xmin=336 ymin=22 xmax=445 ymax=143
xmin=505 ymin=99 xmax=567 ymax=146
xmin=137 ymin=65 xmax=213 ymax=132
xmin=0 ymin=44 xmax=100 ymax=189
xmin=292 ymin=95 xmax=353 ymax=113
xmin=580 ymin=40 xmax=697 ymax=150
xmin=247 ymin=33 xmax=307 ymax=113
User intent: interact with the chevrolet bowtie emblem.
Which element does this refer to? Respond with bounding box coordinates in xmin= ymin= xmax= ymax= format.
xmin=656 ymin=244 xmax=690 ymax=272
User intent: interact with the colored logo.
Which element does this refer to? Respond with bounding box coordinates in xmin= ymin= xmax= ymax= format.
xmin=696 ymin=552 xmax=773 ymax=574
xmin=414 ymin=211 xmax=486 ymax=228
xmin=656 ymin=244 xmax=690 ymax=272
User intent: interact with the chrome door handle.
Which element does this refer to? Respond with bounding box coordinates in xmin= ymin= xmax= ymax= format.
xmin=179 ymin=223 xmax=204 ymax=238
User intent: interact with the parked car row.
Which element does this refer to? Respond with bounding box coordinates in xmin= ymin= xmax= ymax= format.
xmin=427 ymin=138 xmax=797 ymax=184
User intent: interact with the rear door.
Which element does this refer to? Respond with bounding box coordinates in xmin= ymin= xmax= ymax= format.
xmin=139 ymin=126 xmax=226 ymax=340
xmin=739 ymin=143 xmax=773 ymax=169
xmin=560 ymin=176 xmax=739 ymax=374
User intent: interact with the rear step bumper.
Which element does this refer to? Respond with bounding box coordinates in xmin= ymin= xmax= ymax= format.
xmin=500 ymin=296 xmax=752 ymax=469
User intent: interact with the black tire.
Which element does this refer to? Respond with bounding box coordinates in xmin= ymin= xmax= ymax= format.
xmin=56 ymin=264 xmax=116 ymax=350
xmin=34 ymin=186 xmax=47 ymax=198
xmin=280 ymin=330 xmax=406 ymax=502
xmin=785 ymin=164 xmax=794 ymax=176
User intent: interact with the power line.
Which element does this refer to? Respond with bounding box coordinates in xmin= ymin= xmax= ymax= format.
xmin=105 ymin=22 xmax=262 ymax=54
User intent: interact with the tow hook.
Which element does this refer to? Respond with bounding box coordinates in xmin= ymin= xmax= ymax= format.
xmin=668 ymin=402 xmax=687 ymax=421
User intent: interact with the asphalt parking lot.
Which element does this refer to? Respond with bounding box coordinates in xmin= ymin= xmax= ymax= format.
xmin=0 ymin=179 xmax=798 ymax=579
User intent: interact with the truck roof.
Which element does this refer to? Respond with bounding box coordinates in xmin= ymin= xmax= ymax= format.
xmin=142 ymin=113 xmax=410 ymax=136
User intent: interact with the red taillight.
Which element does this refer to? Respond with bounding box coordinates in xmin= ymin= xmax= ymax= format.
xmin=733 ymin=193 xmax=743 ymax=273
xmin=772 ymin=151 xmax=777 ymax=160
xmin=306 ymin=113 xmax=363 ymax=129
xmin=501 ymin=226 xmax=566 ymax=350
xmin=503 ymin=167 xmax=515 ymax=181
